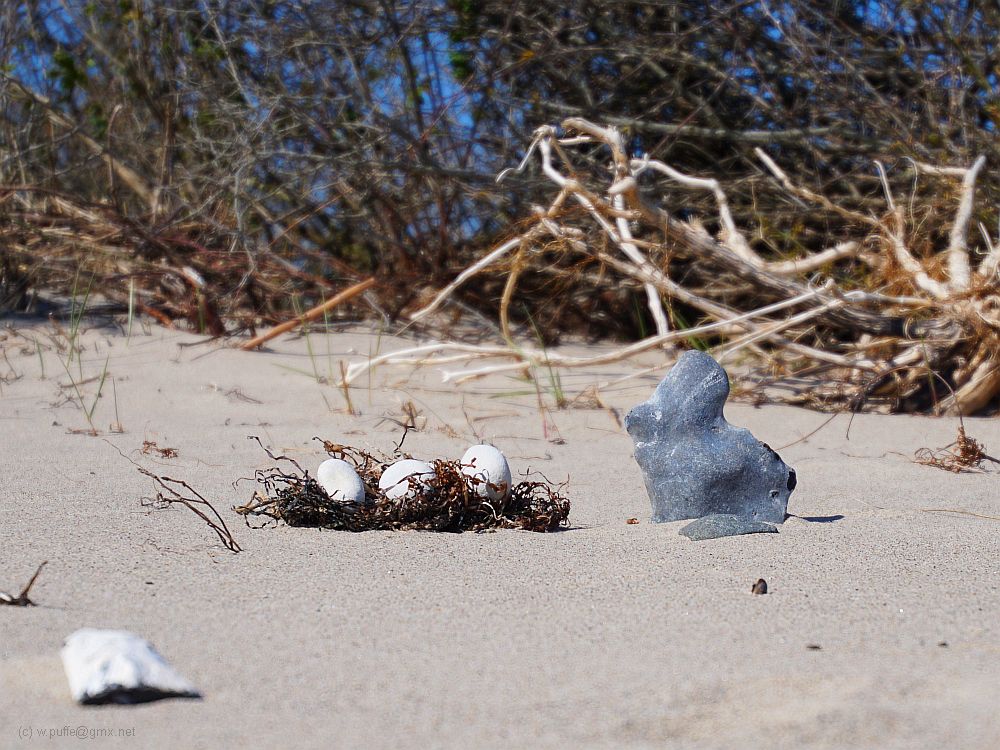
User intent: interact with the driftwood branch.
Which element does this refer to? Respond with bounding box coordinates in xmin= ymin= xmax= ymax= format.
xmin=911 ymin=155 xmax=987 ymax=292
xmin=240 ymin=277 xmax=374 ymax=350
xmin=392 ymin=119 xmax=1000 ymax=413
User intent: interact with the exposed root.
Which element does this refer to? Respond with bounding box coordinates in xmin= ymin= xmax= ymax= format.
xmin=382 ymin=118 xmax=1000 ymax=414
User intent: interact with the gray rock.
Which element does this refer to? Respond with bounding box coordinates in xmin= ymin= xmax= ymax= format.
xmin=625 ymin=350 xmax=796 ymax=524
xmin=679 ymin=513 xmax=778 ymax=541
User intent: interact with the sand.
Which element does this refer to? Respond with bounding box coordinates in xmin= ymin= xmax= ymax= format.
xmin=1 ymin=321 xmax=998 ymax=749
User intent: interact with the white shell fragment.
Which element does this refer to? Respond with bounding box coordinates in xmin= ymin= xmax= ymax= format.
xmin=461 ymin=444 xmax=512 ymax=501
xmin=379 ymin=459 xmax=434 ymax=500
xmin=316 ymin=458 xmax=367 ymax=504
xmin=61 ymin=629 xmax=201 ymax=705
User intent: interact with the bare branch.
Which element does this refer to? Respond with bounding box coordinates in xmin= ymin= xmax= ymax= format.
xmin=945 ymin=155 xmax=986 ymax=291
xmin=875 ymin=161 xmax=950 ymax=300
xmin=632 ymin=157 xmax=761 ymax=265
xmin=765 ymin=241 xmax=860 ymax=275
xmin=756 ymin=147 xmax=879 ymax=228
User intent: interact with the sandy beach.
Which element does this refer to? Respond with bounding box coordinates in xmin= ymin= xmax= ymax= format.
xmin=1 ymin=322 xmax=998 ymax=749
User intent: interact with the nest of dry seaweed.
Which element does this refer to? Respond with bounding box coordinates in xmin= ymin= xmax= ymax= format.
xmin=235 ymin=437 xmax=570 ymax=533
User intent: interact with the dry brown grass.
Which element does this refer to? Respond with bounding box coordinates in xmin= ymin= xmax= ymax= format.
xmin=915 ymin=426 xmax=999 ymax=473
xmin=0 ymin=186 xmax=366 ymax=336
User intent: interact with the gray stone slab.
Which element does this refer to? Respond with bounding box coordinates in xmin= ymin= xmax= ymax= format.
xmin=679 ymin=513 xmax=779 ymax=541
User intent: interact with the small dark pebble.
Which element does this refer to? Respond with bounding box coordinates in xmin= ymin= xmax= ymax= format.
xmin=751 ymin=578 xmax=768 ymax=595
xmin=806 ymin=644 xmax=822 ymax=651
xmin=680 ymin=513 xmax=778 ymax=541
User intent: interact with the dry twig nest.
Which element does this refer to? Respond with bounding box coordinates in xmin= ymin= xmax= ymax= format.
xmin=235 ymin=437 xmax=570 ymax=533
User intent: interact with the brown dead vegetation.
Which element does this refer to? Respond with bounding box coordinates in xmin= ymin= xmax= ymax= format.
xmin=915 ymin=426 xmax=1000 ymax=474
xmin=0 ymin=185 xmax=369 ymax=336
xmin=235 ymin=437 xmax=570 ymax=533
xmin=363 ymin=119 xmax=1000 ymax=416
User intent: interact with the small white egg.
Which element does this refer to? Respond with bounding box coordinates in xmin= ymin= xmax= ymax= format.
xmin=316 ymin=458 xmax=367 ymax=504
xmin=378 ymin=459 xmax=434 ymax=500
xmin=460 ymin=444 xmax=512 ymax=501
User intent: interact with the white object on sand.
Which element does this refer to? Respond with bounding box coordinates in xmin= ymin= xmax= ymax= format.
xmin=316 ymin=458 xmax=367 ymax=503
xmin=378 ymin=459 xmax=434 ymax=500
xmin=461 ymin=444 xmax=512 ymax=501
xmin=61 ymin=628 xmax=201 ymax=705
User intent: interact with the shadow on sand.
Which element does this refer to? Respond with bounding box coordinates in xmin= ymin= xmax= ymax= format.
xmin=788 ymin=514 xmax=845 ymax=523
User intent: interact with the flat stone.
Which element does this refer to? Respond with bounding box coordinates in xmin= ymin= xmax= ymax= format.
xmin=679 ymin=513 xmax=778 ymax=541
xmin=625 ymin=350 xmax=796 ymax=524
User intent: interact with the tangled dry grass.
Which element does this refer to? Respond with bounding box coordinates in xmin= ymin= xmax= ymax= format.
xmin=915 ymin=426 xmax=999 ymax=474
xmin=0 ymin=185 xmax=369 ymax=335
xmin=234 ymin=438 xmax=571 ymax=533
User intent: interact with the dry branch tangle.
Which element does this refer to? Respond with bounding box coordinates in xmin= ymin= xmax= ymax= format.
xmin=397 ymin=120 xmax=999 ymax=414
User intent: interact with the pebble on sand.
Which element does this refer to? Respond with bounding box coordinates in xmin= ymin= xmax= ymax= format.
xmin=378 ymin=458 xmax=435 ymax=500
xmin=460 ymin=444 xmax=512 ymax=501
xmin=316 ymin=458 xmax=367 ymax=503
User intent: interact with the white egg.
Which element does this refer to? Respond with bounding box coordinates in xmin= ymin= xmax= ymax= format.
xmin=316 ymin=458 xmax=367 ymax=504
xmin=460 ymin=444 xmax=512 ymax=501
xmin=378 ymin=459 xmax=434 ymax=500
